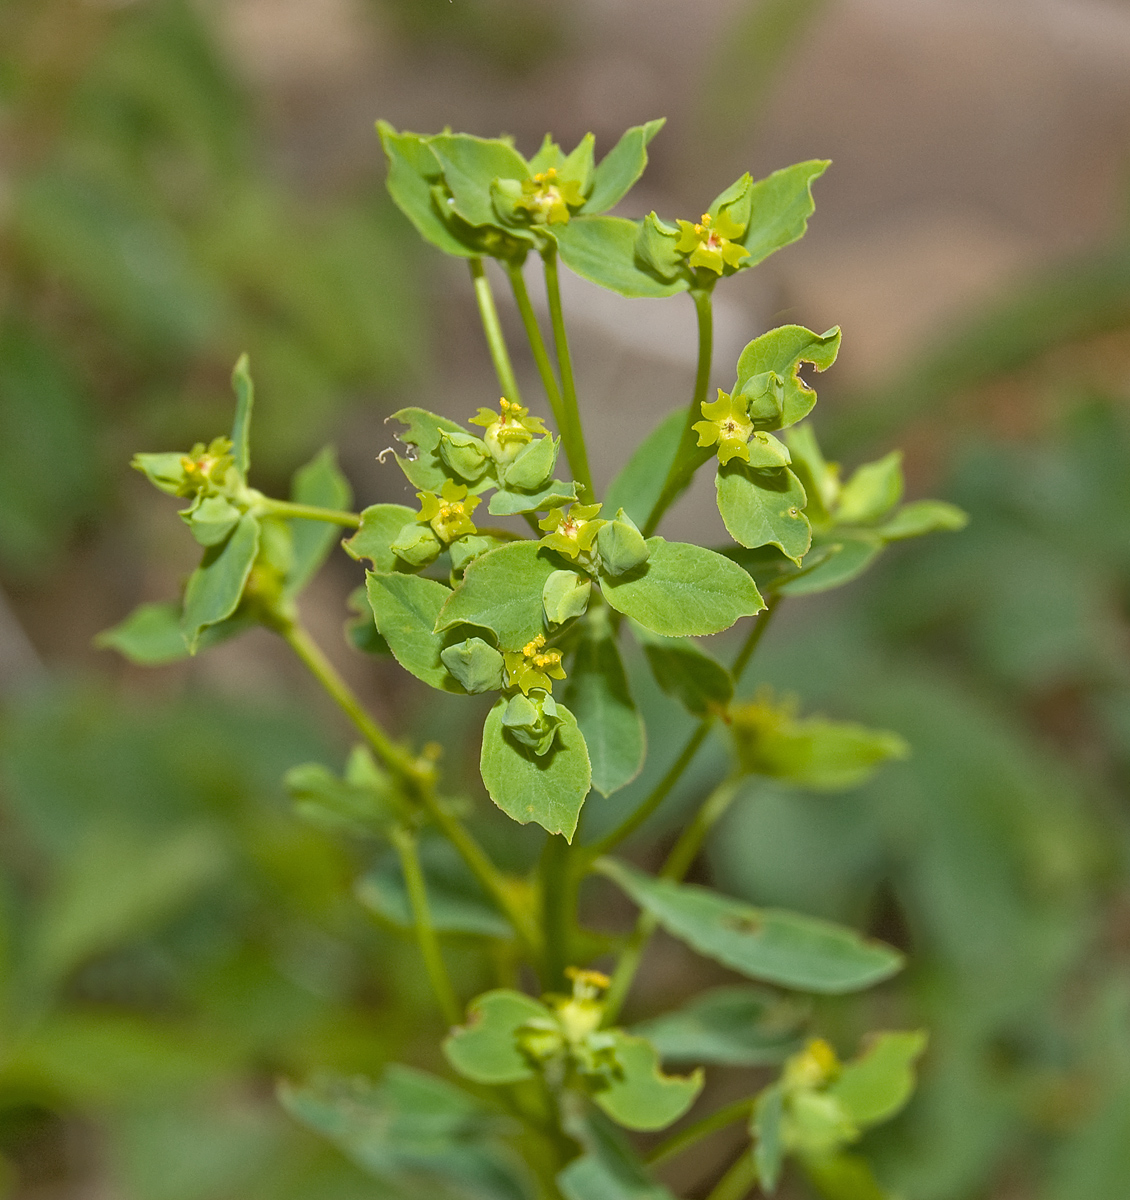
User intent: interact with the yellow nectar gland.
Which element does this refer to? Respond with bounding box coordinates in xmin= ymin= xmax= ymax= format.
xmin=565 ymin=966 xmax=611 ymax=1001
xmin=522 ymin=635 xmax=563 ymax=675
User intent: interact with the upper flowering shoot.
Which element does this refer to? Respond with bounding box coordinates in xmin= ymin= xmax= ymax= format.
xmin=418 ymin=479 xmax=481 ymax=544
xmin=693 ymin=389 xmax=754 ymax=465
xmin=504 ymin=634 xmax=566 ymax=695
xmin=675 ymin=211 xmax=750 ymax=275
xmin=514 ymin=167 xmax=586 ymax=226
xmin=539 ymin=503 xmax=605 ymax=562
xmin=469 ymin=398 xmax=548 ymax=466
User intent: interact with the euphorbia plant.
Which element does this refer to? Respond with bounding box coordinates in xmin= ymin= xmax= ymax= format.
xmin=100 ymin=118 xmax=966 ymax=1199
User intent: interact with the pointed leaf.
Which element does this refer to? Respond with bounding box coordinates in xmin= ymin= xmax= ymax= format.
xmin=182 ymin=514 xmax=260 ymax=653
xmin=597 ymin=859 xmax=903 ymax=993
xmin=631 ymin=985 xmax=805 ymax=1067
xmin=553 ymin=216 xmax=686 ymax=298
xmin=285 ymin=746 xmax=397 ymax=838
xmin=437 ymin=540 xmax=564 ymax=650
xmin=776 ymin=537 xmax=883 ymax=597
xmin=366 ymin=572 xmax=464 ymax=692
xmin=735 ymin=326 xmax=841 ymax=431
xmin=600 ymin=537 xmax=764 ymax=637
xmin=229 ymin=353 xmax=253 ymax=477
xmin=836 ymin=452 xmax=903 ymax=525
xmin=488 ymin=479 xmax=577 ymax=515
xmin=874 ymin=499 xmax=968 ymax=541
xmin=753 ymin=1084 xmax=785 ymax=1192
xmin=594 ymin=1033 xmax=702 ymax=1131
xmin=828 ymin=1031 xmax=927 ymax=1128
xmin=739 ymin=160 xmax=829 ymax=269
xmin=343 ymin=503 xmax=417 ymax=572
xmin=480 ymin=698 xmax=591 ymax=839
xmin=443 ymin=989 xmax=550 ymax=1084
xmin=95 ymin=602 xmax=251 ymax=665
xmin=583 ymin=119 xmax=665 ymax=215
xmin=632 ymin=623 xmax=734 ymax=717
xmin=564 ymin=612 xmax=645 ymax=796
xmin=717 ymin=463 xmax=811 ymax=563
xmin=286 ymin=446 xmax=352 ymax=595
xmin=604 ymin=408 xmax=684 ymax=528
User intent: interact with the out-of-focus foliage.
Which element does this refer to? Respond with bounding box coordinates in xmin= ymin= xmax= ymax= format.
xmin=0 ymin=0 xmax=423 ymax=580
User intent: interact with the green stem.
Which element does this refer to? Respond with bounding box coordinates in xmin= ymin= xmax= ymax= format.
xmin=258 ymin=499 xmax=361 ymax=529
xmin=540 ymin=834 xmax=575 ymax=990
xmin=506 ymin=261 xmax=567 ymax=432
xmin=706 ymin=1150 xmax=759 ymax=1200
xmin=470 ymin=257 xmax=522 ymax=404
xmin=392 ymin=825 xmax=461 ymax=1025
xmin=279 ymin=621 xmax=539 ymax=958
xmin=646 ymin=1096 xmax=756 ymax=1167
xmin=660 ymin=776 xmax=741 ymax=882
xmin=643 ymin=286 xmax=714 ymax=536
xmin=541 ymin=243 xmax=594 ymax=500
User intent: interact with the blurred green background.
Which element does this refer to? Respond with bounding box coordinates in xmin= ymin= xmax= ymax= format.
xmin=2 ymin=1 xmax=1130 ymax=1197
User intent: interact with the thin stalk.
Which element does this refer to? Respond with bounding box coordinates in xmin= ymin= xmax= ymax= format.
xmin=644 ymin=287 xmax=714 ymax=536
xmin=392 ymin=825 xmax=461 ymax=1025
xmin=706 ymin=1151 xmax=758 ymax=1200
xmin=646 ymin=1096 xmax=756 ymax=1167
xmin=506 ymin=261 xmax=567 ymax=431
xmin=541 ymin=243 xmax=594 ymax=499
xmin=540 ymin=834 xmax=575 ymax=989
xmin=279 ymin=621 xmax=539 ymax=957
xmin=258 ymin=499 xmax=360 ymax=528
xmin=469 ymin=257 xmax=522 ymax=404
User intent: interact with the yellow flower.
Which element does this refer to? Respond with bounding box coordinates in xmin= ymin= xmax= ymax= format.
xmin=692 ymin=389 xmax=753 ymax=464
xmin=674 ymin=211 xmax=750 ymax=275
xmin=469 ymin=397 xmax=548 ymax=465
xmin=179 ymin=436 xmax=235 ymax=493
xmin=514 ymin=167 xmax=586 ymax=226
xmin=503 ymin=634 xmax=567 ymax=695
xmin=538 ymin=502 xmax=604 ymax=560
xmin=417 ymin=479 xmax=480 ymax=543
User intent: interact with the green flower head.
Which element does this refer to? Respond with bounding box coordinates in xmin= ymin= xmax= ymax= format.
xmin=469 ymin=397 xmax=548 ymax=465
xmin=514 ymin=167 xmax=587 ymax=226
xmin=692 ymin=389 xmax=754 ymax=464
xmin=674 ymin=211 xmax=750 ymax=275
xmin=503 ymin=634 xmax=567 ymax=696
xmin=179 ymin=437 xmax=236 ymax=496
xmin=417 ymin=479 xmax=480 ymax=543
xmin=538 ymin=502 xmax=604 ymax=561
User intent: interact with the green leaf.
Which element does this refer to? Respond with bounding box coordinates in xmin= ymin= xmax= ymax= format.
xmin=563 ymin=611 xmax=645 ymax=796
xmin=95 ymin=602 xmax=251 ymax=665
xmin=357 ymin=838 xmax=512 ymax=939
xmin=739 ymin=160 xmax=829 ymax=269
xmin=388 ymin=407 xmax=473 ymax=492
xmin=802 ymin=1153 xmax=891 ymax=1200
xmin=183 ymin=495 xmax=241 ymax=547
xmin=553 ymin=216 xmax=686 ymax=298
xmin=437 ymin=540 xmax=564 ymax=650
xmin=558 ymin=1111 xmax=677 ymax=1200
xmin=874 ymin=499 xmax=968 ymax=540
xmin=430 ymin=134 xmax=529 ymax=229
xmin=600 ymin=538 xmax=764 ymax=637
xmin=828 ymin=1031 xmax=927 ymax=1128
xmin=345 ymin=585 xmax=391 ymax=655
xmin=597 ymin=859 xmax=903 ymax=993
xmin=281 ymin=1066 xmax=532 ymax=1200
xmin=443 ymin=989 xmax=549 ymax=1084
xmin=285 ymin=746 xmax=396 ymax=838
xmin=836 ymin=452 xmax=903 ymax=525
xmin=583 ymin=119 xmax=665 ymax=215
xmin=286 ymin=445 xmax=353 ymax=595
xmin=634 ymin=213 xmax=684 ymax=282
xmin=632 ymin=985 xmax=805 ymax=1067
xmin=631 ymin=623 xmax=734 ymax=717
xmin=731 ymin=701 xmax=909 ymax=791
xmin=377 ymin=122 xmax=478 ymax=258
xmin=594 ymin=1033 xmax=702 ymax=1131
xmin=776 ymin=538 xmax=883 ymax=597
xmin=716 ymin=463 xmax=811 ymax=563
xmin=480 ymin=697 xmax=591 ymax=839
xmin=366 ymin=572 xmax=464 ymax=692
xmin=343 ymin=503 xmax=417 ymax=572
xmin=734 ymin=326 xmax=842 ymax=431
xmin=604 ymin=409 xmax=684 ymax=527
xmin=487 ymin=479 xmax=577 ymax=516
xmin=784 ymin=423 xmax=838 ymax=524
xmin=229 ymin=354 xmax=253 ymax=477
xmin=753 ymin=1085 xmax=785 ymax=1192
xmin=132 ymin=452 xmax=190 ymax=497
xmin=181 ymin=514 xmax=260 ymax=653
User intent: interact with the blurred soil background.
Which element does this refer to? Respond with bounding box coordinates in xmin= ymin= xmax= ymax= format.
xmin=3 ymin=0 xmax=1130 ymax=1197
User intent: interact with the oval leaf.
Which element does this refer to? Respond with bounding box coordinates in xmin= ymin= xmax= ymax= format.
xmin=182 ymin=514 xmax=260 ymax=653
xmin=443 ymin=989 xmax=550 ymax=1084
xmin=716 ymin=463 xmax=811 ymax=564
xmin=344 ymin=504 xmax=416 ymax=572
xmin=366 ymin=571 xmax=464 ymax=692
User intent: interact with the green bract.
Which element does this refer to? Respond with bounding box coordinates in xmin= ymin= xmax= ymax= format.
xmin=99 ymin=111 xmax=969 ymax=1199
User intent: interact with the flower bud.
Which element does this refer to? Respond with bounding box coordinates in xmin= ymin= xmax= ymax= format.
xmin=390 ymin=522 xmax=442 ymax=567
xmin=440 ymin=637 xmax=506 ymax=694
xmin=542 ymin=570 xmax=591 ymax=628
xmin=596 ymin=508 xmax=649 ymax=577
xmin=501 ymin=689 xmax=563 ymax=756
xmin=182 ymin=495 xmax=242 ymax=547
xmin=503 ymin=435 xmax=558 ymax=491
xmin=439 ymin=430 xmax=491 ymax=482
